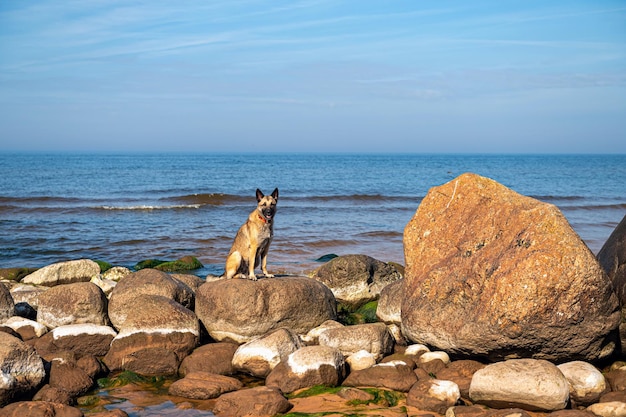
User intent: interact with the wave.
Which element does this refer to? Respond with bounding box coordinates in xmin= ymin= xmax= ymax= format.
xmin=101 ymin=204 xmax=202 ymax=211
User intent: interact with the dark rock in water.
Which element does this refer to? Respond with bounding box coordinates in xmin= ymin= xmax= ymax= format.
xmin=315 ymin=254 xmax=338 ymax=262
xmin=212 ymin=386 xmax=292 ymax=417
xmin=155 ymin=256 xmax=203 ymax=272
xmin=0 ymin=267 xmax=37 ymax=281
xmin=311 ymin=254 xmax=402 ymax=311
xmin=402 ymin=172 xmax=620 ymax=362
xmin=0 ymin=401 xmax=83 ymax=417
xmin=168 ymin=371 xmax=242 ymax=400
xmin=133 ymin=259 xmax=167 ymax=270
xmin=179 ymin=342 xmax=238 ymax=376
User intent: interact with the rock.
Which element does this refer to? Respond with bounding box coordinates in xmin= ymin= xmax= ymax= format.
xmin=469 ymin=358 xmax=570 ymax=411
xmin=107 ymin=268 xmax=194 ymax=330
xmin=90 ymin=275 xmax=117 ymax=297
xmin=212 ymin=386 xmax=292 ymax=417
xmin=343 ymin=360 xmax=418 ymax=392
xmin=437 ymin=360 xmax=486 ymax=399
xmin=301 ymin=320 xmax=344 ymax=345
xmin=318 ymin=322 xmax=394 ymax=361
xmin=0 ymin=282 xmax=14 ymax=322
xmin=0 ymin=401 xmax=83 ymax=417
xmin=168 ymin=371 xmax=242 ymax=400
xmin=402 ymin=173 xmax=620 ymax=362
xmin=0 ymin=332 xmax=46 ymax=406
xmin=587 ymin=401 xmax=626 ymax=417
xmin=0 ymin=267 xmax=37 ymax=281
xmin=196 ymin=276 xmax=336 ymax=343
xmin=605 ymin=367 xmax=626 ymax=391
xmin=232 ymin=328 xmax=302 ymax=378
xmin=155 ymin=255 xmax=203 ymax=272
xmin=557 ymin=361 xmax=607 ymax=406
xmin=346 ymin=349 xmax=377 ymax=371
xmin=420 ymin=350 xmax=451 ymax=365
xmin=179 ymin=342 xmax=238 ymax=376
xmin=171 ymin=273 xmax=204 ymax=292
xmin=376 ymin=279 xmax=403 ymax=325
xmin=266 ymin=345 xmax=347 ymax=394
xmin=49 ymin=324 xmax=117 ymax=357
xmin=36 ymin=282 xmax=109 ymax=329
xmin=598 ymin=214 xmax=626 ymax=305
xmin=102 ymin=266 xmax=132 ymax=281
xmin=32 ymin=384 xmax=73 ymax=405
xmin=9 ymin=283 xmax=47 ymax=311
xmin=103 ymin=294 xmax=199 ymax=376
xmin=22 ymin=259 xmax=100 ymax=286
xmin=407 ymin=379 xmax=461 ymax=414
xmin=48 ymin=357 xmax=94 ymax=397
xmin=3 ymin=316 xmax=47 ymax=340
xmin=311 ymin=254 xmax=402 ymax=310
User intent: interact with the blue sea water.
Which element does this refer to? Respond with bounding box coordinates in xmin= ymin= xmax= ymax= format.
xmin=1 ymin=153 xmax=625 ymax=276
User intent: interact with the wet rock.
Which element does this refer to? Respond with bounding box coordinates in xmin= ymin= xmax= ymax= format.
xmin=108 ymin=268 xmax=194 ymax=330
xmin=0 ymin=333 xmax=46 ymax=406
xmin=196 ymin=276 xmax=336 ymax=343
xmin=469 ymin=358 xmax=570 ymax=411
xmin=266 ymin=345 xmax=347 ymax=394
xmin=49 ymin=324 xmax=117 ymax=357
xmin=232 ymin=328 xmax=302 ymax=378
xmin=407 ymin=378 xmax=461 ymax=414
xmin=0 ymin=401 xmax=83 ymax=417
xmin=311 ymin=254 xmax=402 ymax=311
xmin=318 ymin=322 xmax=394 ymax=361
xmin=557 ymin=361 xmax=607 ymax=406
xmin=343 ymin=361 xmax=418 ymax=392
xmin=168 ymin=371 xmax=242 ymax=400
xmin=32 ymin=384 xmax=73 ymax=405
xmin=103 ymin=294 xmax=199 ymax=376
xmin=0 ymin=282 xmax=14 ymax=322
xmin=48 ymin=357 xmax=94 ymax=397
xmin=179 ymin=342 xmax=238 ymax=376
xmin=22 ymin=258 xmax=100 ymax=286
xmin=37 ymin=282 xmax=109 ymax=329
xmin=212 ymin=386 xmax=292 ymax=417
xmin=402 ymin=173 xmax=620 ymax=362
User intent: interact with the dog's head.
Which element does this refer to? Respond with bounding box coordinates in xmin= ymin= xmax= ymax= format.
xmin=256 ymin=188 xmax=279 ymax=222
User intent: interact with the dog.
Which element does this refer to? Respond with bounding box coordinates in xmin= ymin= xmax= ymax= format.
xmin=223 ymin=188 xmax=279 ymax=280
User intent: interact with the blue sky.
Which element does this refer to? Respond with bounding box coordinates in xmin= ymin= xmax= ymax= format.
xmin=0 ymin=1 xmax=624 ymax=153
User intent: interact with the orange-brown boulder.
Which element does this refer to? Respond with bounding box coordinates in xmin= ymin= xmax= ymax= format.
xmin=402 ymin=173 xmax=620 ymax=362
xmin=598 ymin=214 xmax=626 ymax=305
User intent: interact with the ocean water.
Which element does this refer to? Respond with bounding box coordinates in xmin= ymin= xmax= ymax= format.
xmin=1 ymin=153 xmax=625 ymax=277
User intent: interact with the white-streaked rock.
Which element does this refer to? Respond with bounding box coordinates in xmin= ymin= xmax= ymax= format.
xmin=346 ymin=350 xmax=377 ymax=371
xmin=405 ymin=343 xmax=430 ymax=356
xmin=232 ymin=328 xmax=302 ymax=378
xmin=4 ymin=316 xmax=47 ymax=338
xmin=301 ymin=320 xmax=344 ymax=345
xmin=558 ymin=361 xmax=607 ymax=406
xmin=420 ymin=351 xmax=450 ymax=365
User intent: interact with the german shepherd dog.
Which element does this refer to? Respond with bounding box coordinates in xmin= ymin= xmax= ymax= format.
xmin=223 ymin=188 xmax=279 ymax=280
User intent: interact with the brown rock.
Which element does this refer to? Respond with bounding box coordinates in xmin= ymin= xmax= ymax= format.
xmin=48 ymin=324 xmax=117 ymax=357
xmin=311 ymin=254 xmax=402 ymax=310
xmin=437 ymin=360 xmax=486 ymax=399
xmin=48 ymin=358 xmax=94 ymax=397
xmin=107 ymin=268 xmax=194 ymax=330
xmin=37 ymin=282 xmax=109 ymax=329
xmin=0 ymin=333 xmax=46 ymax=406
xmin=0 ymin=401 xmax=84 ymax=417
xmin=196 ymin=276 xmax=336 ymax=343
xmin=168 ymin=371 xmax=242 ymax=400
xmin=32 ymin=384 xmax=73 ymax=405
xmin=0 ymin=282 xmax=14 ymax=322
xmin=179 ymin=342 xmax=238 ymax=376
xmin=343 ymin=362 xmax=418 ymax=392
xmin=212 ymin=386 xmax=292 ymax=417
xmin=376 ymin=279 xmax=403 ymax=325
xmin=402 ymin=173 xmax=620 ymax=362
xmin=318 ymin=322 xmax=394 ymax=361
xmin=604 ymin=368 xmax=626 ymax=392
xmin=407 ymin=379 xmax=461 ymax=414
xmin=598 ymin=214 xmax=626 ymax=305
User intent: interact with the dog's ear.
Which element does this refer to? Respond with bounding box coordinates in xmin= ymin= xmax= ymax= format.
xmin=271 ymin=188 xmax=279 ymax=200
xmin=256 ymin=188 xmax=265 ymax=202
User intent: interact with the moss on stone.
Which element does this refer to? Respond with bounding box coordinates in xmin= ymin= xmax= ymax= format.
xmin=94 ymin=260 xmax=113 ymax=273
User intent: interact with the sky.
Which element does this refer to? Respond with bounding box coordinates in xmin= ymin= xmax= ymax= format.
xmin=0 ymin=1 xmax=625 ymax=153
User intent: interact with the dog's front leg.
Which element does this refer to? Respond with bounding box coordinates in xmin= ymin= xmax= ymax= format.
xmin=247 ymin=246 xmax=258 ymax=280
xmin=261 ymin=250 xmax=273 ymax=278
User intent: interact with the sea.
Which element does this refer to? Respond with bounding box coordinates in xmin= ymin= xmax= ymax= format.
xmin=1 ymin=153 xmax=625 ymax=277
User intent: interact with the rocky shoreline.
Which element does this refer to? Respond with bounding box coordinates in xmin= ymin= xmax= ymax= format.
xmin=0 ymin=172 xmax=625 ymax=417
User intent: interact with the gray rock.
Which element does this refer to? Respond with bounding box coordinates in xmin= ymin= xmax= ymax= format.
xmin=311 ymin=254 xmax=402 ymax=310
xmin=376 ymin=279 xmax=403 ymax=325
xmin=318 ymin=322 xmax=393 ymax=361
xmin=469 ymin=358 xmax=570 ymax=411
xmin=0 ymin=332 xmax=46 ymax=406
xmin=22 ymin=259 xmax=100 ymax=286
xmin=196 ymin=276 xmax=336 ymax=343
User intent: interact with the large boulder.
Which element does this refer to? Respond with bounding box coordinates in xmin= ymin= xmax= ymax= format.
xmin=196 ymin=276 xmax=336 ymax=343
xmin=402 ymin=173 xmax=620 ymax=362
xmin=0 ymin=333 xmax=46 ymax=406
xmin=103 ymin=294 xmax=199 ymax=376
xmin=469 ymin=359 xmax=570 ymax=411
xmin=22 ymin=259 xmax=100 ymax=286
xmin=375 ymin=279 xmax=402 ymax=325
xmin=598 ymin=214 xmax=626 ymax=304
xmin=36 ymin=282 xmax=109 ymax=329
xmin=179 ymin=342 xmax=239 ymax=376
xmin=49 ymin=324 xmax=117 ymax=357
xmin=311 ymin=254 xmax=402 ymax=310
xmin=107 ymin=268 xmax=194 ymax=330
